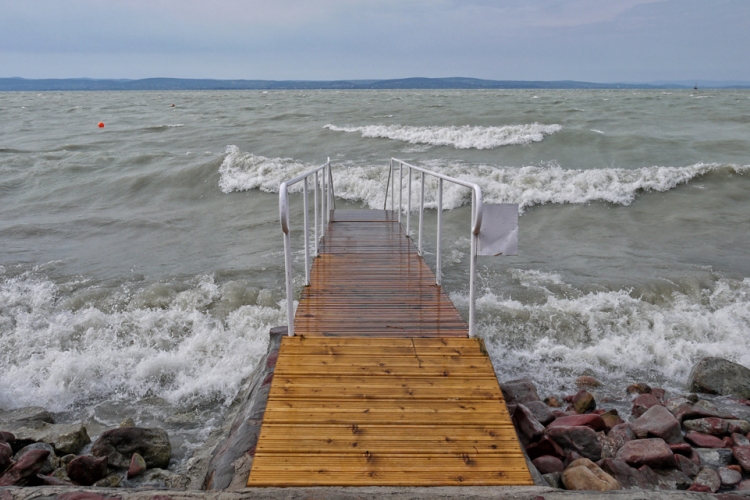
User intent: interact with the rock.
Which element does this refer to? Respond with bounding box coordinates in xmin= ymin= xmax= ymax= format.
xmin=532 ymin=455 xmax=564 ymax=474
xmin=599 ymin=435 xmax=622 ymax=460
xmin=637 ymin=464 xmax=661 ymax=487
xmin=119 ymin=418 xmax=135 ymax=427
xmin=600 ymin=410 xmax=623 ymax=430
xmin=0 ymin=431 xmax=15 ymax=445
xmin=687 ymin=484 xmax=712 ymax=492
xmin=654 ymin=468 xmax=692 ymax=490
xmin=36 ymin=473 xmax=71 ymax=486
xmin=13 ymin=443 xmax=56 ymax=475
xmin=526 ymin=436 xmax=564 ymax=460
xmin=91 ymin=426 xmax=171 ymax=469
xmin=626 ymin=383 xmax=652 ymax=395
xmin=524 ymin=400 xmax=555 ymax=426
xmin=0 ymin=448 xmax=49 ymax=486
xmin=11 ymin=423 xmax=90 ymax=455
xmin=500 ymin=379 xmax=540 ymax=405
xmin=685 ymin=431 xmax=727 ymax=448
xmin=694 ymin=447 xmax=733 ymax=468
xmin=546 ymin=426 xmax=602 ymax=461
xmin=122 ymin=467 xmax=190 ymax=489
xmin=0 ymin=407 xmax=54 ymax=431
xmin=739 ymin=479 xmax=750 ymax=490
xmin=544 ymin=396 xmax=561 ymax=408
xmin=665 ymin=396 xmax=689 ymax=413
xmin=733 ymin=432 xmax=750 ymax=447
xmin=561 ymin=457 xmax=620 ymax=491
xmin=631 ymin=405 xmax=683 ymax=444
xmin=94 ymin=473 xmax=123 ymax=488
xmin=513 ymin=404 xmax=545 ymax=444
xmin=563 ymin=450 xmax=583 ymax=467
xmin=693 ymin=467 xmax=721 ymax=492
xmin=127 ymin=452 xmax=147 ymax=479
xmin=651 ymin=388 xmax=666 ymax=401
xmin=615 ymin=438 xmax=676 ymax=469
xmin=675 ymin=453 xmax=700 ymax=477
xmin=576 ymin=376 xmax=602 ymax=388
xmin=600 ymin=458 xmax=655 ymax=490
xmin=66 ymin=455 xmax=108 ymax=486
xmin=688 ymin=357 xmax=750 ymax=398
xmin=0 ymin=441 xmax=12 ymax=472
xmin=733 ymin=445 xmax=750 ymax=471
xmin=669 ymin=442 xmax=693 ymax=456
xmin=60 ymin=454 xmax=76 ymax=466
xmin=632 ymin=393 xmax=662 ymax=418
xmin=718 ymin=466 xmax=742 ymax=486
xmin=609 ymin=423 xmax=636 ymax=442
xmin=571 ymin=390 xmax=596 ymax=414
xmin=546 ymin=414 xmax=605 ymax=432
xmin=542 ymin=471 xmax=563 ymax=488
xmin=729 ymin=419 xmax=750 ymax=434
xmin=683 ymin=417 xmax=732 ymax=436
xmin=49 ymin=467 xmax=71 ymax=481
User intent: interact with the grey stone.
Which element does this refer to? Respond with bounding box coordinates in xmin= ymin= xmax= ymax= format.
xmin=546 ymin=426 xmax=602 ymax=461
xmin=91 ymin=426 xmax=171 ymax=469
xmin=654 ymin=468 xmax=692 ymax=490
xmin=732 ymin=432 xmax=750 ymax=447
xmin=718 ymin=466 xmax=742 ymax=486
xmin=674 ymin=454 xmax=699 ymax=478
xmin=524 ymin=400 xmax=555 ymax=426
xmin=94 ymin=472 xmax=124 ymax=488
xmin=692 ymin=467 xmax=720 ymax=492
xmin=500 ymin=378 xmax=541 ymax=405
xmin=122 ymin=467 xmax=190 ymax=489
xmin=688 ymin=357 xmax=750 ymax=398
xmin=0 ymin=407 xmax=54 ymax=431
xmin=11 ymin=423 xmax=90 ymax=455
xmin=513 ymin=404 xmax=545 ymax=444
xmin=12 ymin=443 xmax=56 ymax=475
xmin=693 ymin=447 xmax=733 ymax=468
xmin=542 ymin=471 xmax=562 ymax=488
xmin=600 ymin=458 xmax=656 ymax=490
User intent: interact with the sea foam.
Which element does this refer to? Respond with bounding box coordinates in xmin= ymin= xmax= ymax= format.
xmin=219 ymin=146 xmax=748 ymax=213
xmin=324 ymin=123 xmax=562 ymax=149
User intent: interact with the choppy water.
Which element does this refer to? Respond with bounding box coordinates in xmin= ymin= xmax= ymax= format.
xmin=1 ymin=89 xmax=749 ymax=467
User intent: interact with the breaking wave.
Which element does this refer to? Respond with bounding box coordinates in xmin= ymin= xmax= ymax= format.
xmin=323 ymin=123 xmax=562 ymax=149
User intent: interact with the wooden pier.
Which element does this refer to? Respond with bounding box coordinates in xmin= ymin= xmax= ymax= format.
xmin=247 ymin=210 xmax=532 ymax=487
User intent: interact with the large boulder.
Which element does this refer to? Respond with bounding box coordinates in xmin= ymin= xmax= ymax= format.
xmin=631 ymin=405 xmax=683 ymax=444
xmin=524 ymin=401 xmax=555 ymax=426
xmin=546 ymin=414 xmax=605 ymax=432
xmin=615 ymin=438 xmax=676 ymax=469
xmin=688 ymin=357 xmax=750 ymax=398
xmin=500 ymin=379 xmax=540 ymax=405
xmin=92 ymin=426 xmax=171 ymax=469
xmin=546 ymin=426 xmax=602 ymax=461
xmin=66 ymin=455 xmax=108 ymax=486
xmin=561 ymin=457 xmax=620 ymax=491
xmin=0 ymin=448 xmax=49 ymax=486
xmin=0 ymin=407 xmax=54 ymax=431
xmin=11 ymin=423 xmax=90 ymax=455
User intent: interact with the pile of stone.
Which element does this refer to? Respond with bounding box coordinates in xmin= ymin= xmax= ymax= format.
xmin=506 ymin=356 xmax=750 ymax=493
xmin=0 ymin=407 xmax=187 ymax=489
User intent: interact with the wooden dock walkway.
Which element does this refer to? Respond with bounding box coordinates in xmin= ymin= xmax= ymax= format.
xmin=247 ymin=210 xmax=532 ymax=487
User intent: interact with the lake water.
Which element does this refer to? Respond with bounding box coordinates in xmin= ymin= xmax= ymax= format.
xmin=1 ymin=89 xmax=749 ymax=468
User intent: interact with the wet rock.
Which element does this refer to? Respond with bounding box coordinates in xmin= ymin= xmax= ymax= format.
xmin=500 ymin=379 xmax=540 ymax=405
xmin=688 ymin=357 xmax=750 ymax=398
xmin=513 ymin=404 xmax=545 ymax=444
xmin=631 ymin=405 xmax=683 ymax=444
xmin=127 ymin=452 xmax=147 ymax=479
xmin=718 ymin=465 xmax=742 ymax=487
xmin=729 ymin=419 xmax=750 ymax=433
xmin=532 ymin=455 xmax=564 ymax=474
xmin=733 ymin=432 xmax=750 ymax=447
xmin=542 ymin=471 xmax=562 ymax=488
xmin=615 ymin=438 xmax=676 ymax=469
xmin=672 ymin=402 xmax=726 ymax=424
xmin=609 ymin=423 xmax=636 ymax=442
xmin=693 ymin=467 xmax=721 ymax=492
xmin=631 ymin=393 xmax=662 ymax=418
xmin=0 ymin=448 xmax=50 ymax=486
xmin=0 ymin=441 xmax=12 ymax=472
xmin=35 ymin=473 xmax=71 ymax=486
xmin=546 ymin=414 xmax=605 ymax=432
xmin=0 ymin=407 xmax=54 ymax=431
xmin=13 ymin=442 xmax=56 ymax=475
xmin=544 ymin=396 xmax=561 ymax=408
xmin=600 ymin=458 xmax=655 ymax=490
xmin=598 ymin=435 xmax=622 ymax=460
xmin=675 ymin=453 xmax=700 ymax=477
xmin=571 ymin=390 xmax=596 ymax=414
xmin=733 ymin=445 xmax=750 ymax=471
xmin=524 ymin=400 xmax=555 ymax=426
xmin=626 ymin=383 xmax=651 ymax=395
xmin=654 ymin=468 xmax=692 ymax=490
xmin=600 ymin=409 xmax=623 ymax=430
xmin=0 ymin=431 xmax=15 ymax=445
xmin=547 ymin=426 xmax=602 ymax=461
xmin=694 ymin=447 xmax=733 ymax=468
xmin=665 ymin=396 xmax=689 ymax=413
xmin=575 ymin=376 xmax=602 ymax=388
xmin=526 ymin=436 xmax=564 ymax=460
xmin=683 ymin=417 xmax=733 ymax=436
xmin=685 ymin=431 xmax=727 ymax=448
xmin=12 ymin=423 xmax=90 ymax=455
xmin=669 ymin=442 xmax=693 ymax=456
xmin=94 ymin=472 xmax=123 ymax=488
xmin=651 ymin=388 xmax=666 ymax=401
xmin=119 ymin=418 xmax=135 ymax=427
xmin=561 ymin=457 xmax=620 ymax=491
xmin=739 ymin=479 xmax=750 ymax=490
xmin=92 ymin=426 xmax=171 ymax=469
xmin=66 ymin=455 xmax=108 ymax=486
xmin=122 ymin=467 xmax=190 ymax=489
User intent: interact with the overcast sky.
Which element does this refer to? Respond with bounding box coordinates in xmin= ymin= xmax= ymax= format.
xmin=1 ymin=0 xmax=748 ymax=82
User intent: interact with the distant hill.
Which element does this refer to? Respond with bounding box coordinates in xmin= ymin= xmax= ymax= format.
xmin=1 ymin=77 xmax=749 ymax=91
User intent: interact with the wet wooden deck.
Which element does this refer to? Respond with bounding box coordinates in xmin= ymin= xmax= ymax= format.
xmin=247 ymin=210 xmax=531 ymax=487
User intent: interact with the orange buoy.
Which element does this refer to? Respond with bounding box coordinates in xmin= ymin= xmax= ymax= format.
xmin=98 ymin=122 xmax=105 ymax=128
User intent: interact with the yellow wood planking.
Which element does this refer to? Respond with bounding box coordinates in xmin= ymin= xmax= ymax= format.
xmin=247 ymin=210 xmax=531 ymax=487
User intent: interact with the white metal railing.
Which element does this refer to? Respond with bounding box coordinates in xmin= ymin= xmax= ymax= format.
xmin=279 ymin=157 xmax=483 ymax=337
xmin=279 ymin=157 xmax=334 ymax=336
xmin=385 ymin=158 xmax=483 ymax=336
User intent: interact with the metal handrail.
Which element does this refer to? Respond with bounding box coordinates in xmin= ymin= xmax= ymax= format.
xmin=279 ymin=157 xmax=333 ymax=336
xmin=387 ymin=158 xmax=483 ymax=336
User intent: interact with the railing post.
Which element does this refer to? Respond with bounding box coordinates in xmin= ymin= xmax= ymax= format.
xmin=303 ymin=177 xmax=310 ymax=286
xmin=390 ymin=159 xmax=395 ymax=213
xmin=398 ymin=162 xmax=403 ymax=224
xmin=322 ymin=162 xmax=328 ymax=230
xmin=406 ymin=167 xmax=412 ymax=237
xmin=280 ymin=183 xmax=294 ymax=337
xmin=418 ymin=171 xmax=425 ymax=255
xmin=314 ymin=171 xmax=319 ymax=256
xmin=436 ymin=178 xmax=443 ymax=286
xmin=469 ymin=193 xmax=477 ymax=337
xmin=327 ymin=158 xmax=334 ymax=221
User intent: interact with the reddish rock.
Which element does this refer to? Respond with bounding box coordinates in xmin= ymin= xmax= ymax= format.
xmin=600 ymin=410 xmax=624 ymax=430
xmin=685 ymin=431 xmax=727 ymax=448
xmin=564 ymin=450 xmax=583 ymax=467
xmin=683 ymin=417 xmax=732 ymax=436
xmin=600 ymin=458 xmax=655 ymax=490
xmin=687 ymin=484 xmax=712 ymax=492
xmin=675 ymin=453 xmax=700 ymax=477
xmin=0 ymin=432 xmax=14 ymax=444
xmin=733 ymin=445 xmax=750 ymax=471
xmin=0 ymin=441 xmax=12 ymax=471
xmin=66 ymin=455 xmax=108 ymax=486
xmin=513 ymin=404 xmax=545 ymax=444
xmin=575 ymin=376 xmax=602 ymax=388
xmin=0 ymin=449 xmax=49 ymax=486
xmin=669 ymin=442 xmax=692 ymax=456
xmin=608 ymin=423 xmax=636 ymax=442
xmin=738 ymin=479 xmax=750 ymax=490
xmin=728 ymin=464 xmax=742 ymax=473
xmin=546 ymin=414 xmax=606 ymax=432
xmin=524 ymin=401 xmax=556 ymax=426
xmin=631 ymin=405 xmax=683 ymax=444
xmin=615 ymin=438 xmax=676 ymax=469
xmin=600 ymin=424 xmax=634 ymax=459
xmin=631 ymin=393 xmax=662 ymax=418
xmin=547 ymin=426 xmax=602 ymax=461
xmin=35 ymin=474 xmax=71 ymax=486
xmin=637 ymin=464 xmax=660 ymax=486
xmin=626 ymin=383 xmax=651 ymax=395
xmin=671 ymin=402 xmax=728 ymax=424
xmin=127 ymin=452 xmax=147 ymax=479
xmin=693 ymin=467 xmax=721 ymax=492
xmin=551 ymin=410 xmax=574 ymax=418
xmin=651 ymin=388 xmax=666 ymax=401
xmin=571 ymin=390 xmax=596 ymax=414
xmin=526 ymin=436 xmax=564 ymax=460
xmin=532 ymin=455 xmax=564 ymax=474
xmin=722 ymin=436 xmax=734 ymax=448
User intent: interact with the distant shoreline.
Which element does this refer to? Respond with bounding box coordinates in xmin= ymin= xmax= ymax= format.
xmin=2 ymin=77 xmax=750 ymax=92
